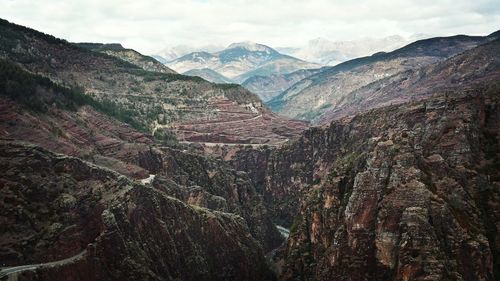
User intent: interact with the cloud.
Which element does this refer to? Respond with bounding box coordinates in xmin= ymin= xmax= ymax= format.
xmin=1 ymin=0 xmax=499 ymax=54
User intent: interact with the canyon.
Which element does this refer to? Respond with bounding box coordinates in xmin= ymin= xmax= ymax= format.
xmin=0 ymin=18 xmax=499 ymax=281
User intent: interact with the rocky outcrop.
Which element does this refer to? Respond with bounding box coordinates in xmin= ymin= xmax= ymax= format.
xmin=263 ymin=87 xmax=499 ymax=280
xmin=0 ymin=142 xmax=275 ymax=281
xmin=151 ymin=147 xmax=284 ymax=251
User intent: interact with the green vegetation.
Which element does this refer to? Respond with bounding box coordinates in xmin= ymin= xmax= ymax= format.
xmin=0 ymin=59 xmax=87 ymax=111
xmin=154 ymin=127 xmax=179 ymax=147
xmin=0 ymin=59 xmax=147 ymax=131
xmin=0 ymin=18 xmax=140 ymax=69
xmin=126 ymin=68 xmax=205 ymax=83
xmin=216 ymin=83 xmax=241 ymax=90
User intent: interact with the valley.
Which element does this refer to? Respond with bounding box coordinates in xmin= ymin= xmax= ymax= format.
xmin=0 ymin=16 xmax=499 ymax=281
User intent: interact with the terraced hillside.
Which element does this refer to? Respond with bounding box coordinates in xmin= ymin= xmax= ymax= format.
xmin=0 ymin=19 xmax=307 ymax=145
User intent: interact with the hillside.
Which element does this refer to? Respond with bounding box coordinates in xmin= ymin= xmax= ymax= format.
xmin=0 ymin=141 xmax=276 ymax=281
xmin=268 ymin=33 xmax=496 ymax=122
xmin=183 ymin=68 xmax=233 ymax=84
xmin=0 ymin=18 xmax=307 ymax=145
xmin=0 ymin=57 xmax=284 ymax=280
xmin=76 ymin=42 xmax=177 ymax=74
xmin=320 ymin=38 xmax=500 ymax=122
xmin=242 ymin=68 xmax=321 ymax=102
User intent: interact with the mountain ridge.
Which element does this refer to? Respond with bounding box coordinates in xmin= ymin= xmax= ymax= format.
xmin=167 ymin=41 xmax=319 ymax=81
xmin=267 ymin=32 xmax=498 ymax=122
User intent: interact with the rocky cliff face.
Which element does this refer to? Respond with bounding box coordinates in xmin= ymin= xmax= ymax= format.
xmin=0 ymin=57 xmax=283 ymax=273
xmin=263 ymin=86 xmax=499 ymax=280
xmin=0 ymin=142 xmax=275 ymax=281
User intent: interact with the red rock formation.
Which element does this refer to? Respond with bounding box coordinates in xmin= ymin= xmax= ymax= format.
xmin=0 ymin=142 xmax=275 ymax=281
xmin=264 ymin=87 xmax=499 ymax=280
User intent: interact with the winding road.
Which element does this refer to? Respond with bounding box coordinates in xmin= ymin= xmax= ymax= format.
xmin=0 ymin=250 xmax=87 ymax=280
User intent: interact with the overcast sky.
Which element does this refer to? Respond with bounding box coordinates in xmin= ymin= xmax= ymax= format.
xmin=2 ymin=0 xmax=500 ymax=54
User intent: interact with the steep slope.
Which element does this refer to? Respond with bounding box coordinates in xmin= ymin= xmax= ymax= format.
xmin=167 ymin=41 xmax=318 ymax=80
xmin=76 ymin=43 xmax=177 ymax=74
xmin=0 ymin=141 xmax=275 ymax=281
xmin=269 ymin=33 xmax=495 ymax=122
xmin=233 ymin=58 xmax=319 ymax=83
xmin=242 ymin=68 xmax=321 ymax=102
xmin=0 ymin=18 xmax=307 ymax=144
xmin=183 ymin=68 xmax=233 ymax=84
xmin=0 ymin=58 xmax=283 ymax=255
xmin=270 ymin=86 xmax=500 ymax=281
xmin=320 ymin=37 xmax=500 ymax=123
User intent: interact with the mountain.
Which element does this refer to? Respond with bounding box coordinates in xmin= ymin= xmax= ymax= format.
xmin=1 ymin=17 xmax=499 ymax=281
xmin=76 ymin=43 xmax=176 ymax=74
xmin=0 ymin=24 xmax=282 ymax=280
xmin=0 ymin=18 xmax=307 ymax=145
xmin=226 ymin=82 xmax=500 ymax=280
xmin=274 ymin=85 xmax=499 ymax=280
xmin=154 ymin=44 xmax=224 ymax=62
xmin=167 ymin=41 xmax=319 ymax=81
xmin=319 ymin=37 xmax=500 ymax=123
xmin=183 ymin=68 xmax=233 ymax=84
xmin=278 ymin=34 xmax=431 ymax=66
xmin=0 ymin=141 xmax=278 ymax=281
xmin=268 ymin=33 xmax=496 ymax=122
xmin=242 ymin=68 xmax=321 ymax=102
xmin=210 ymin=38 xmax=500 ymax=280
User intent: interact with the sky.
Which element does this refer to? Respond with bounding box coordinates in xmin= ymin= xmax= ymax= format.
xmin=1 ymin=0 xmax=500 ymax=55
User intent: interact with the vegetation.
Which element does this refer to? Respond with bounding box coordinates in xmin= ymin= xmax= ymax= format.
xmin=0 ymin=18 xmax=140 ymax=69
xmin=0 ymin=59 xmax=147 ymax=131
xmin=126 ymin=68 xmax=205 ymax=83
xmin=154 ymin=127 xmax=179 ymax=147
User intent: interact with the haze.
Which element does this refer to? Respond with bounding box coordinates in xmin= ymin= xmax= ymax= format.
xmin=2 ymin=0 xmax=500 ymax=55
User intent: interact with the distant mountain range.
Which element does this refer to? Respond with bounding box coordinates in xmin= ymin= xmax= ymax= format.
xmin=267 ymin=32 xmax=500 ymax=123
xmin=165 ymin=42 xmax=319 ymax=83
xmin=152 ymin=35 xmax=434 ymax=102
xmin=153 ymin=44 xmax=224 ymax=62
xmin=277 ymin=34 xmax=432 ymax=65
xmin=241 ymin=68 xmax=321 ymax=102
xmin=183 ymin=68 xmax=233 ymax=84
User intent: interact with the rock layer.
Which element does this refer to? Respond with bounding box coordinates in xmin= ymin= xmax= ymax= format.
xmin=0 ymin=142 xmax=275 ymax=281
xmin=265 ymin=87 xmax=499 ymax=280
